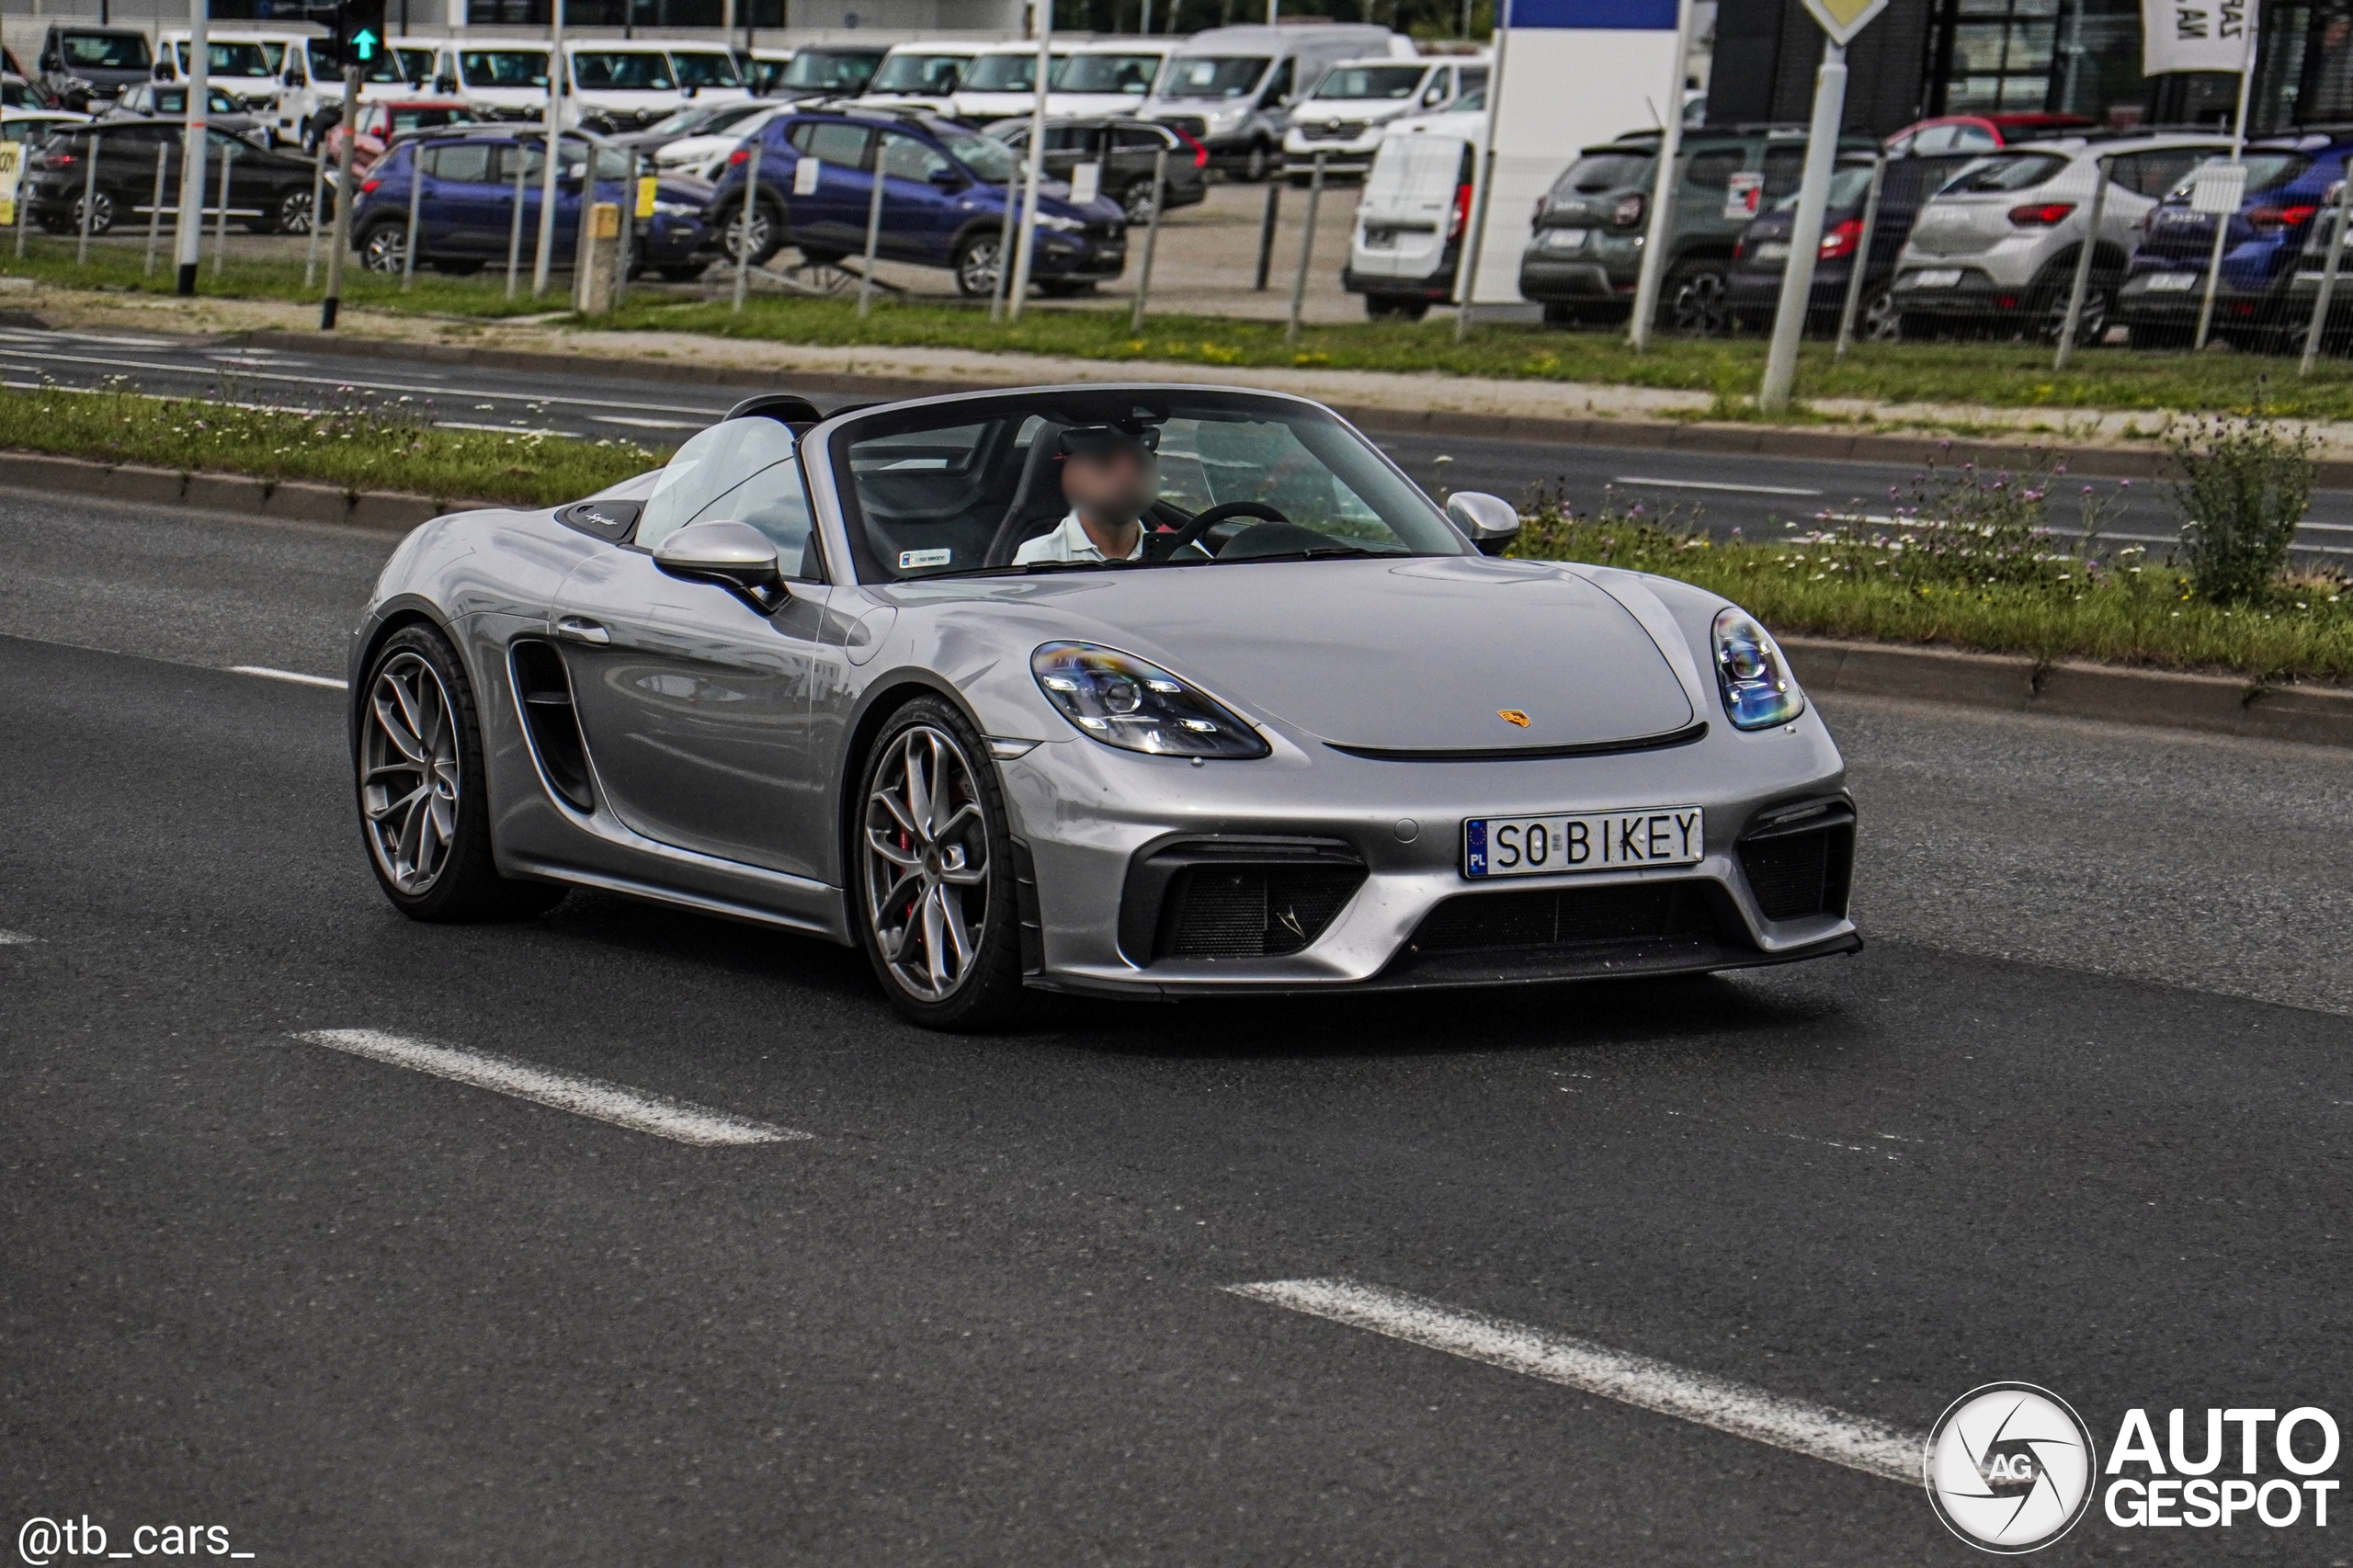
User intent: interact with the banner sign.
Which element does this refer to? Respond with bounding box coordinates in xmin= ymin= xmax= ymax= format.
xmin=0 ymin=142 xmax=18 ymax=229
xmin=2143 ymin=0 xmax=2254 ymax=75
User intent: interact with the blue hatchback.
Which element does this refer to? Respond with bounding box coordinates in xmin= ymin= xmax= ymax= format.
xmin=706 ymin=106 xmax=1128 ymax=297
xmin=2115 ymin=132 xmax=2352 ymax=347
xmin=347 ymin=128 xmax=721 ymax=280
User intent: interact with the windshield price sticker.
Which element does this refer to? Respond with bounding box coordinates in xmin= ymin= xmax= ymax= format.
xmin=1464 ymin=807 xmax=1704 ymax=879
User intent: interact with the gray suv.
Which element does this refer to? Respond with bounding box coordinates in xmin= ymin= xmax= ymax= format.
xmin=1520 ymin=125 xmax=1876 ymax=332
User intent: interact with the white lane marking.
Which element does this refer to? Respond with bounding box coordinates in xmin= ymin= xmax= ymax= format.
xmin=1614 ymin=475 xmax=1824 ymax=497
xmin=1228 ymin=1278 xmax=1922 ymax=1485
xmin=293 ymin=1028 xmax=808 ymax=1147
xmin=0 ymin=929 xmax=38 ymax=945
xmin=230 ymin=665 xmax=347 ymax=690
xmin=592 ymin=414 xmax=711 ymax=430
xmin=433 ymin=419 xmax=576 ymax=438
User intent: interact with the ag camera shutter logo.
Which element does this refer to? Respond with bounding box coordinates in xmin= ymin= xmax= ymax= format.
xmin=1923 ymin=1383 xmax=2097 ymax=1553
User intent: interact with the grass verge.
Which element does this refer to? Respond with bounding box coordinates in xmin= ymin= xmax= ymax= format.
xmin=1 ymin=380 xmax=659 ymax=506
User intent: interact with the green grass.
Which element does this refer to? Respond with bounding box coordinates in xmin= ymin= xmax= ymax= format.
xmin=1508 ymin=510 xmax=2353 ymax=686
xmin=13 ymin=234 xmax=2353 ymax=420
xmin=3 ymin=379 xmax=660 ymax=506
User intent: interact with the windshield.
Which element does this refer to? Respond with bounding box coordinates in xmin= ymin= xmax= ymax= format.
xmin=574 ymin=51 xmax=673 ymax=91
xmin=1941 ymin=152 xmax=2068 ymax=193
xmin=870 ymin=51 xmax=969 ymax=93
xmin=460 ymin=51 xmax=548 ymax=88
xmin=937 ymin=123 xmax=1019 ymax=183
xmin=1313 ymin=64 xmax=1427 ymax=100
xmin=779 ymin=49 xmax=882 ymax=90
xmin=175 ymin=40 xmax=273 ymax=79
xmin=362 ymin=49 xmax=426 ymax=84
xmin=389 ymin=106 xmax=474 ymax=132
xmin=1552 ymin=151 xmax=1653 ymax=194
xmin=1059 ymin=52 xmax=1161 ymax=94
xmin=644 ymin=102 xmax=724 ymax=135
xmin=394 ymin=48 xmax=437 ymax=81
xmin=63 ymin=33 xmax=150 ymax=70
xmin=2168 ymin=151 xmax=2310 ymax=199
xmin=963 ymin=51 xmax=1059 ymax=92
xmin=836 ymin=393 xmax=1464 ymax=583
xmin=1773 ymin=164 xmax=1877 ymax=210
xmin=639 ymin=417 xmax=814 ymax=574
xmin=670 ymin=51 xmax=741 ymax=88
xmin=1162 ymin=55 xmax=1268 ymax=99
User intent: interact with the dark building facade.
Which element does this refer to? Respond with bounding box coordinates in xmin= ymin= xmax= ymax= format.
xmin=1707 ymin=0 xmax=2351 ymax=138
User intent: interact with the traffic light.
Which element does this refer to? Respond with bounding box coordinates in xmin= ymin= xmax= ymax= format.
xmin=324 ymin=0 xmax=388 ymax=72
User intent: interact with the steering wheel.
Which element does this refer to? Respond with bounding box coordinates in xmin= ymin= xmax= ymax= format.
xmin=1152 ymin=501 xmax=1290 ymax=561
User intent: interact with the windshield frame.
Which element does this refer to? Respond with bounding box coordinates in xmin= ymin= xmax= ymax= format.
xmin=459 ymin=50 xmax=549 ymax=88
xmin=816 ymin=387 xmax=1467 ymax=586
xmin=1312 ymin=63 xmax=1429 ymax=101
xmin=1160 ymin=54 xmax=1270 ymax=100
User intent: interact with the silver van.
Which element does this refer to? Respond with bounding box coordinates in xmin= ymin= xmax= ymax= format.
xmin=1138 ymin=23 xmax=1402 ymax=182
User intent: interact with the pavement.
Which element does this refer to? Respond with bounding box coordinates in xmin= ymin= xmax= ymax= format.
xmin=2 ymin=487 xmax=2347 ymax=1565
xmin=8 ymin=320 xmax=2353 ymax=556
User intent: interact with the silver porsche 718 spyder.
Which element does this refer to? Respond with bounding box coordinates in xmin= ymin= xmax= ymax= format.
xmin=348 ymin=382 xmax=1858 ymax=1028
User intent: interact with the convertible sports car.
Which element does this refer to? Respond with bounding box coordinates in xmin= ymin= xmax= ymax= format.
xmin=349 ymin=383 xmax=1858 ymax=1028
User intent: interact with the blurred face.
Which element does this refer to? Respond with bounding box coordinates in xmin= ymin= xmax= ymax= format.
xmin=1061 ymin=444 xmax=1158 ymax=524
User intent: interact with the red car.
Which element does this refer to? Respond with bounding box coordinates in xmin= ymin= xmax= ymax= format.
xmin=1882 ymin=112 xmax=2094 ymax=158
xmin=325 ymin=98 xmax=478 ymax=176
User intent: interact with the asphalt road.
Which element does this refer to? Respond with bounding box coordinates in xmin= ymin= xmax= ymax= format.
xmin=3 ymin=492 xmax=2349 ymax=1567
xmin=7 ymin=321 xmax=2353 ymax=557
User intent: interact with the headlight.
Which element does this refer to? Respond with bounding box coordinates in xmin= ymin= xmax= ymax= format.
xmin=1712 ymin=608 xmax=1803 ymax=730
xmin=1030 ymin=642 xmax=1268 ymax=758
xmin=1036 ymin=212 xmax=1085 ymax=233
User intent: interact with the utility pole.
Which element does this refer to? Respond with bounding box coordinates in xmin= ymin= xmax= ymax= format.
xmin=1006 ymin=0 xmax=1051 ymax=321
xmin=173 ymin=0 xmax=210 ymax=296
xmin=532 ymin=0 xmax=566 ymax=296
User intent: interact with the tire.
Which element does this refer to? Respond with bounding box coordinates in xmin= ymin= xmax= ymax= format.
xmin=273 ymin=188 xmax=313 ymax=236
xmin=1364 ymin=293 xmax=1429 ymax=321
xmin=68 ymin=189 xmax=115 ymax=236
xmin=1662 ymin=259 xmax=1733 ymax=336
xmin=355 ymin=623 xmax=565 ymax=923
xmin=720 ymin=195 xmax=786 ymax=267
xmin=1119 ymin=178 xmax=1159 ymax=226
xmin=852 ymin=696 xmax=1038 ymax=1030
xmin=358 ymin=220 xmax=407 ymax=274
xmin=1240 ymin=139 xmax=1273 ymax=183
xmin=951 ymin=231 xmax=1002 ymax=299
xmin=1859 ymin=287 xmax=1903 ymax=343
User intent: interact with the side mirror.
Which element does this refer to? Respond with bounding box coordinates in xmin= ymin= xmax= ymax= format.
xmin=926 ymin=165 xmax=962 ymax=189
xmin=653 ymin=519 xmax=788 ymax=612
xmin=436 ymin=74 xmax=456 ymax=94
xmin=1447 ymin=492 xmax=1521 ymax=556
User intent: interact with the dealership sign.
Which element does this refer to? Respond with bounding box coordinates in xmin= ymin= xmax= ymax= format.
xmin=2142 ymin=0 xmax=2255 ymax=74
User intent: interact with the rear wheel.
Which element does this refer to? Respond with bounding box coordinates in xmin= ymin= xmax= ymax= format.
xmin=1663 ymin=259 xmax=1733 ymax=336
xmin=358 ymin=220 xmax=407 ymax=273
xmin=70 ymin=189 xmax=115 ymax=235
xmin=273 ymin=188 xmax=313 ymax=235
xmin=854 ymin=697 xmax=1036 ymax=1030
xmin=952 ymin=232 xmax=1002 ymax=298
xmin=1240 ymin=139 xmax=1273 ymax=183
xmin=1859 ymin=287 xmax=1903 ymax=343
xmin=1120 ymin=177 xmax=1160 ymax=226
xmin=356 ymin=623 xmax=565 ymax=923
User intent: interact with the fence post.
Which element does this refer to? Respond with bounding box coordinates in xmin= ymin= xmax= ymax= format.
xmin=1128 ymin=144 xmax=1167 ymax=335
xmin=1453 ymin=144 xmax=1497 ymax=344
xmin=613 ymin=149 xmax=638 ymax=308
xmin=2300 ymin=169 xmax=2353 ymax=378
xmin=14 ymin=153 xmax=29 ymax=258
xmin=302 ymin=142 xmax=324 ymax=287
xmin=505 ymin=147 xmax=528 ymax=300
xmin=402 ymin=143 xmax=424 ymax=289
xmin=210 ymin=141 xmax=234 ymax=278
xmin=2052 ymin=154 xmax=2110 ymax=373
xmin=855 ymin=143 xmax=886 ymax=319
xmin=732 ymin=138 xmax=761 ymax=314
xmin=144 ymin=141 xmax=169 ymax=278
xmin=1833 ymin=154 xmax=1884 ymax=360
xmin=1286 ymin=151 xmax=1324 ymax=343
xmin=75 ymin=129 xmax=100 ymax=266
xmin=1254 ymin=179 xmax=1280 ymax=290
xmin=322 ymin=64 xmax=359 ymax=329
xmin=988 ymin=165 xmax=1017 ymax=321
xmin=569 ymin=149 xmax=597 ymax=312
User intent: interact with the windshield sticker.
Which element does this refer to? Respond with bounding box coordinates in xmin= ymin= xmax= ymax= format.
xmin=899 ymin=547 xmax=952 ymax=569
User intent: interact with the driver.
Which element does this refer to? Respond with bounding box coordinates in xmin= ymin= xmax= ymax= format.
xmin=1015 ymin=422 xmax=1161 ymax=566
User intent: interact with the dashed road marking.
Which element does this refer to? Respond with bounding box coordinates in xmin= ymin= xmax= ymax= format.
xmin=292 ymin=1028 xmax=809 ymax=1147
xmin=230 ymin=665 xmax=347 ymax=690
xmin=1614 ymin=475 xmax=1824 ymax=497
xmin=1228 ymin=1278 xmax=1922 ymax=1484
xmin=0 ymin=929 xmax=37 ymax=945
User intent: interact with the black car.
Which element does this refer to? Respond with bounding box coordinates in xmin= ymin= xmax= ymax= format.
xmin=1722 ymin=151 xmax=1979 ymax=338
xmin=26 ymin=120 xmax=318 ymax=236
xmin=34 ymin=25 xmax=151 ymax=109
xmin=987 ymin=117 xmax=1209 ymax=227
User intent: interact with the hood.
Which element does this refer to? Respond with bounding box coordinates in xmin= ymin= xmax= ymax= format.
xmin=983 ymin=556 xmax=1698 ymax=753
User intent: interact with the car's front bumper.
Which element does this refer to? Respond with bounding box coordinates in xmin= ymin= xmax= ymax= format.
xmin=1518 ymin=253 xmax=1635 ymax=302
xmin=995 ymin=723 xmax=1858 ymax=996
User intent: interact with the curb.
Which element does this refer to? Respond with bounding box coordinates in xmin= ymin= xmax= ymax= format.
xmin=1784 ymin=635 xmax=2353 ymax=750
xmin=0 ymin=450 xmax=484 ymax=533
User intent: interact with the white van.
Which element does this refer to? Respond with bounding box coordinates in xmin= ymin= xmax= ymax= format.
xmin=1343 ymin=128 xmax=1474 ymax=320
xmin=273 ymin=36 xmax=449 ymax=149
xmin=859 ymin=41 xmax=983 ymax=115
xmin=1281 ymin=52 xmax=1484 ymax=179
xmin=1047 ymin=39 xmax=1168 ymax=119
xmin=450 ymin=43 xmax=551 ymax=121
xmin=952 ymin=40 xmax=1069 ymax=125
xmin=157 ymin=30 xmax=310 ymax=133
xmin=1137 ymin=23 xmax=1401 ymax=182
xmin=563 ymin=40 xmax=748 ymax=132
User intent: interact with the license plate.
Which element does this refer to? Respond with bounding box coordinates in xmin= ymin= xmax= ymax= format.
xmin=1544 ymin=227 xmax=1590 ymax=251
xmin=1907 ymin=267 xmax=1963 ymax=289
xmin=1463 ymin=807 xmax=1704 ymax=879
xmin=2147 ymin=270 xmax=2197 ymax=291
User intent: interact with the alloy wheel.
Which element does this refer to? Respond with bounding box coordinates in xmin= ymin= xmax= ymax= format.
xmin=279 ymin=190 xmax=313 ymax=235
xmin=360 ymin=225 xmax=405 ymax=272
xmin=359 ymin=651 xmax=461 ymax=896
xmin=956 ymin=234 xmax=1002 ymax=298
xmin=1668 ymin=270 xmax=1731 ymax=336
xmin=861 ymin=724 xmax=992 ymax=1003
xmin=723 ymin=204 xmax=772 ymax=264
xmin=1860 ymin=288 xmax=1903 ymax=343
xmin=1121 ymin=181 xmax=1157 ymax=226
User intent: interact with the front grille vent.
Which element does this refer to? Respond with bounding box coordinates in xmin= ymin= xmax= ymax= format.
xmin=509 ymin=640 xmax=593 ymax=812
xmin=1736 ymin=805 xmax=1856 ymax=922
xmin=1118 ymin=837 xmax=1367 ymax=965
xmin=1410 ymin=881 xmax=1719 ymax=955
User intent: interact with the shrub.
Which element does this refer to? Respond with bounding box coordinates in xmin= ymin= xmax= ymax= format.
xmin=2167 ymin=405 xmax=2319 ymax=603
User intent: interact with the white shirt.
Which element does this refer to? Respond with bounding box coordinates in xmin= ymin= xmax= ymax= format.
xmin=1013 ymin=510 xmax=1146 ymax=566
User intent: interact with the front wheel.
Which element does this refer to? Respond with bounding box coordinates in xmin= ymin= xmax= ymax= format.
xmin=721 ymin=196 xmax=785 ymax=266
xmin=854 ymin=698 xmax=1036 ymax=1030
xmin=1240 ymin=140 xmax=1273 ymax=183
xmin=356 ymin=624 xmax=566 ymax=922
xmin=274 ymin=188 xmax=313 ymax=235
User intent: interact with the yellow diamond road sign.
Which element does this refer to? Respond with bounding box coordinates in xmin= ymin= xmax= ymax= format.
xmin=1802 ymin=0 xmax=1887 ymax=45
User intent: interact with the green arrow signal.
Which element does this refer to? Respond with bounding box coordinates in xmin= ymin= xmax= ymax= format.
xmin=352 ymin=27 xmax=379 ymax=61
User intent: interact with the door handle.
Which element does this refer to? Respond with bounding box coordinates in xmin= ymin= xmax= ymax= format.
xmin=554 ymin=616 xmax=610 ymax=645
